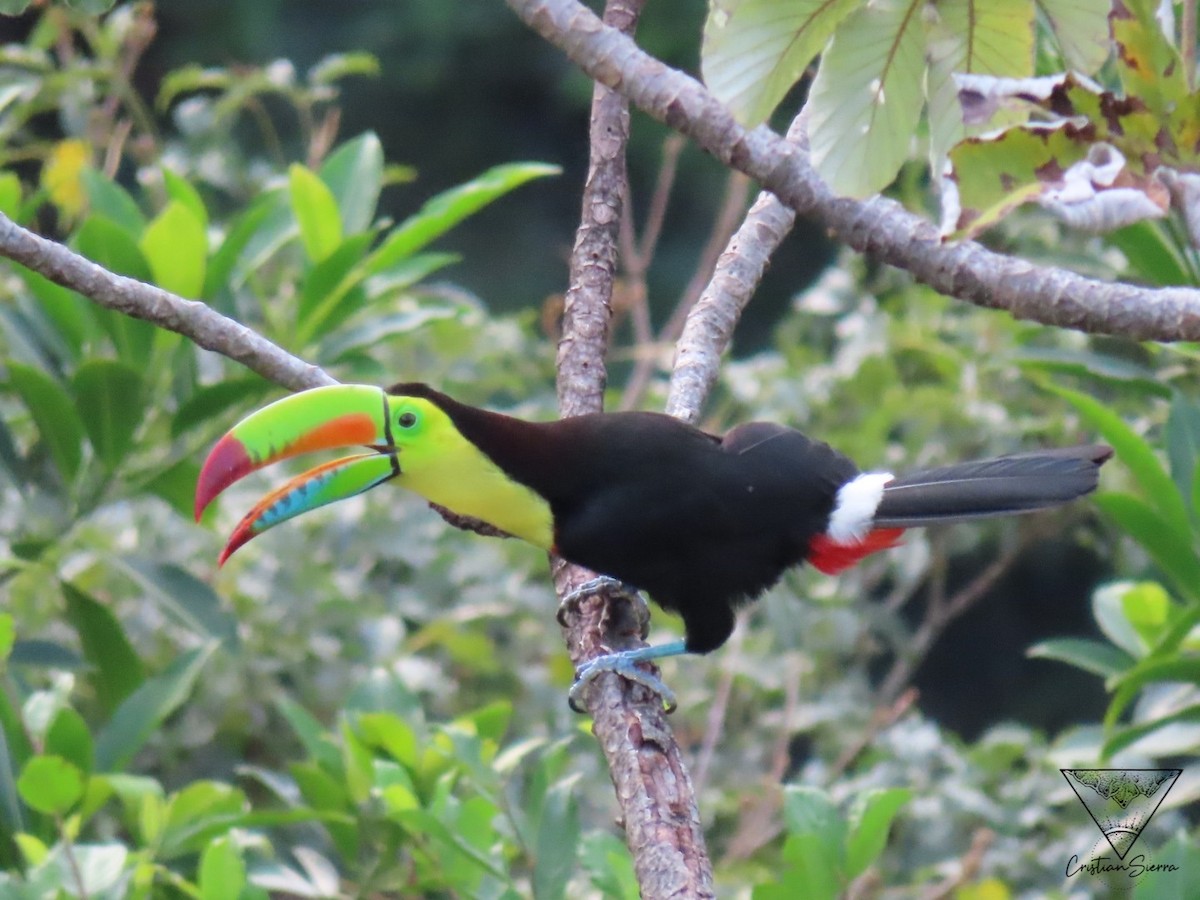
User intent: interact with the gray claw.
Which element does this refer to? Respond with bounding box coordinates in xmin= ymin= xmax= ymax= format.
xmin=568 ymin=651 xmax=678 ymax=714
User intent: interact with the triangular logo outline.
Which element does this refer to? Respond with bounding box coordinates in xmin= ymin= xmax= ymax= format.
xmin=1061 ymin=768 xmax=1181 ymax=860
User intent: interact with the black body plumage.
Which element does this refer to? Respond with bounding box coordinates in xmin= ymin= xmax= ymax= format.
xmin=388 ymin=384 xmax=1110 ymax=655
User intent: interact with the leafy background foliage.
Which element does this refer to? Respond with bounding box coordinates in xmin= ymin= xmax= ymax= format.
xmin=0 ymin=1 xmax=1198 ymax=898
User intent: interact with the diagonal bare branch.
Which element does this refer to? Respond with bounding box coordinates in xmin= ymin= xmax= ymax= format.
xmin=0 ymin=211 xmax=333 ymax=392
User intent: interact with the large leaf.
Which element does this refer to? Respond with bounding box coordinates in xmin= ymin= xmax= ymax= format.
xmin=15 ymin=269 xmax=94 ymax=362
xmin=289 ymin=163 xmax=343 ymax=263
xmin=1094 ymin=494 xmax=1200 ymax=603
xmin=805 ymin=0 xmax=927 ymax=197
xmin=161 ymin=168 xmax=209 ymax=232
xmin=294 ymin=230 xmax=378 ymax=345
xmin=926 ymin=0 xmax=1033 ymax=166
xmin=701 ymin=0 xmax=859 ymax=127
xmin=17 ymin=755 xmax=84 ymax=815
xmin=1038 ymin=0 xmax=1113 ymax=74
xmin=1027 ymin=636 xmax=1135 ymax=679
xmin=1107 ymin=220 xmax=1195 ymax=287
xmin=61 ymin=582 xmax=145 ymax=716
xmin=319 ymin=132 xmax=384 ymax=235
xmin=1109 ymin=0 xmax=1187 ymax=119
xmin=73 ymin=216 xmax=156 ymax=366
xmin=203 ymin=193 xmax=279 ymax=304
xmin=111 ymin=557 xmax=239 ymax=648
xmin=364 ymin=162 xmax=559 ymax=274
xmin=845 ymin=788 xmax=911 ymax=880
xmin=532 ymin=775 xmax=582 ymax=900
xmin=94 ymin=644 xmax=217 ymax=773
xmin=71 ymin=359 xmax=145 ymax=470
xmin=81 ymin=169 xmax=146 ymax=235
xmin=7 ymin=361 xmax=85 ymax=484
xmin=170 ymin=376 xmax=272 ymax=440
xmin=1046 ymin=384 xmax=1191 ymax=536
xmin=1167 ymin=394 xmax=1200 ymax=519
xmin=140 ymin=200 xmax=208 ymax=298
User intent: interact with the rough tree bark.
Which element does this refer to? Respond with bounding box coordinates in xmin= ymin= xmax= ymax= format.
xmin=550 ymin=0 xmax=716 ymax=895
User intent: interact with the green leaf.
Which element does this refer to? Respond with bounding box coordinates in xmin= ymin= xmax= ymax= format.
xmin=200 ymin=836 xmax=246 ymax=900
xmin=18 ymin=755 xmax=84 ymax=815
xmin=1110 ymin=0 xmax=1187 ymax=118
xmin=845 ymin=788 xmax=911 ymax=879
xmin=73 ymin=217 xmax=156 ymax=365
xmin=0 ymin=726 xmax=26 ymax=839
xmin=580 ymin=832 xmax=639 ymax=900
xmin=340 ymin=720 xmax=374 ymax=805
xmin=1015 ymin=348 xmax=1171 ymax=399
xmin=1094 ymin=494 xmax=1200 ymax=603
xmin=782 ymin=784 xmax=844 ymax=852
xmin=1093 ymin=581 xmax=1155 ymax=657
xmin=140 ymin=200 xmax=208 ymax=298
xmin=308 ymin=51 xmax=380 ymax=85
xmin=926 ymin=0 xmax=1034 ymax=165
xmin=365 ymin=162 xmax=559 ymax=274
xmin=319 ymin=132 xmax=384 ymax=234
xmin=1046 ymin=383 xmax=1191 ymax=535
xmin=161 ymin=781 xmax=248 ymax=858
xmin=156 ymin=64 xmax=232 ymax=111
xmin=16 ymin=269 xmax=94 ymax=361
xmin=141 ymin=458 xmax=202 ymax=518
xmin=289 ymin=163 xmax=343 ymax=262
xmin=1103 ymin=704 xmax=1200 ymax=758
xmin=701 ymin=0 xmax=859 ymax=127
xmin=294 ymin=230 xmax=377 ymax=344
xmin=0 ymin=170 xmax=20 ymax=217
xmin=945 ymin=121 xmax=1091 ymax=240
xmin=356 ymin=713 xmax=418 ymax=769
xmin=1167 ymin=395 xmax=1200 ymax=517
xmin=277 ymin=698 xmax=341 ymax=772
xmin=1108 ymin=220 xmax=1194 ymax=287
xmin=61 ymin=582 xmax=145 ymax=715
xmin=81 ymin=169 xmax=146 ymax=235
xmin=805 ymin=0 xmax=926 ymax=197
xmin=533 ymin=775 xmax=581 ymax=900
xmin=0 ymin=614 xmax=12 ymax=663
xmin=161 ymin=168 xmax=208 ymax=231
xmin=94 ymin=643 xmax=217 ymax=772
xmin=45 ymin=708 xmax=94 ymax=778
xmin=203 ymin=193 xmax=279 ymax=304
xmin=1039 ymin=0 xmax=1112 ymax=73
xmin=1121 ymin=581 xmax=1172 ymax=647
xmin=7 ymin=361 xmax=85 ymax=484
xmin=71 ymin=359 xmax=145 ymax=470
xmin=64 ymin=843 xmax=128 ymax=894
xmin=171 ymin=376 xmax=272 ymax=439
xmin=74 ymin=215 xmax=152 ymax=281
xmin=111 ymin=557 xmax=239 ymax=648
xmin=1028 ymin=636 xmax=1136 ymax=679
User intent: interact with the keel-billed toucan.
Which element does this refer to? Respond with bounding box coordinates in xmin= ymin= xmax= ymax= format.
xmin=195 ymin=383 xmax=1111 ymax=708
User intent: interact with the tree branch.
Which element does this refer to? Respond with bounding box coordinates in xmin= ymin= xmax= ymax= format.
xmin=507 ymin=0 xmax=1200 ymax=344
xmin=0 ymin=212 xmax=333 ymax=392
xmin=549 ymin=1 xmax=715 ymax=895
xmin=666 ymin=114 xmax=804 ymax=423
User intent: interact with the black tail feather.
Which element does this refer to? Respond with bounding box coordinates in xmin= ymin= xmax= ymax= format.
xmin=872 ymin=444 xmax=1112 ymax=529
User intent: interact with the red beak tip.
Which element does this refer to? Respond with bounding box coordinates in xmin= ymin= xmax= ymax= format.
xmin=195 ymin=435 xmax=254 ymax=524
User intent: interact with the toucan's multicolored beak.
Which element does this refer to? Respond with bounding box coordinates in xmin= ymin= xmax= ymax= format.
xmin=195 ymin=384 xmax=400 ymax=564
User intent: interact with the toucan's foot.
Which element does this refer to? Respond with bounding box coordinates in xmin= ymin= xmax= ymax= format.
xmin=569 ymin=652 xmax=678 ymax=714
xmin=567 ymin=639 xmax=689 ymax=714
xmin=559 ymin=575 xmax=641 ymax=610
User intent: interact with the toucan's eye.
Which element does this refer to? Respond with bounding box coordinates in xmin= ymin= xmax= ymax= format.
xmin=398 ymin=412 xmax=418 ymax=429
